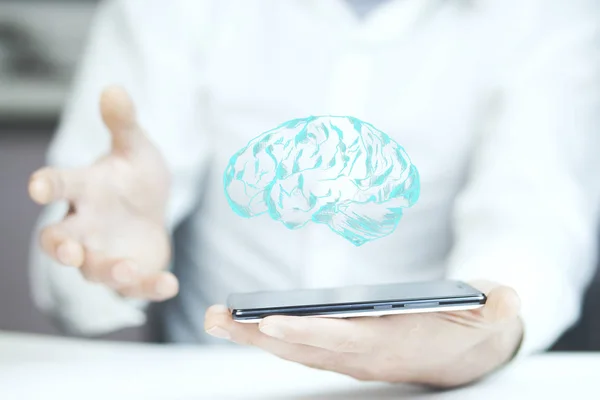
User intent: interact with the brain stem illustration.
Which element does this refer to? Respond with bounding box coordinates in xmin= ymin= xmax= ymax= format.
xmin=223 ymin=116 xmax=420 ymax=246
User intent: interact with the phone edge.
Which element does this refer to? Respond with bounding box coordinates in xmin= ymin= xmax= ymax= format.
xmin=233 ymin=303 xmax=484 ymax=323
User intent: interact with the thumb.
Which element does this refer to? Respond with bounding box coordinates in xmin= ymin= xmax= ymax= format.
xmin=100 ymin=85 xmax=147 ymax=155
xmin=469 ymin=280 xmax=521 ymax=325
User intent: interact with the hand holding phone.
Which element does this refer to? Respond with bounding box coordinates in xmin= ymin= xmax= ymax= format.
xmin=206 ymin=280 xmax=522 ymax=388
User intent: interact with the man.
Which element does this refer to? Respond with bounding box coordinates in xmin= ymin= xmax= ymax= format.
xmin=27 ymin=0 xmax=600 ymax=388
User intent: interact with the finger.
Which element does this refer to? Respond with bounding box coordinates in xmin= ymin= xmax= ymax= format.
xmin=477 ymin=284 xmax=521 ymax=324
xmin=117 ymin=271 xmax=179 ymax=301
xmin=204 ymin=305 xmax=348 ymax=371
xmin=78 ymin=253 xmax=137 ymax=286
xmin=29 ymin=167 xmax=87 ymax=204
xmin=100 ymin=85 xmax=147 ymax=155
xmin=257 ymin=315 xmax=377 ymax=353
xmin=437 ymin=281 xmax=521 ymax=329
xmin=39 ymin=222 xmax=85 ymax=267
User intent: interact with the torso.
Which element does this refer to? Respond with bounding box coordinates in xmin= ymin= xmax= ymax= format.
xmin=163 ymin=0 xmax=506 ymax=342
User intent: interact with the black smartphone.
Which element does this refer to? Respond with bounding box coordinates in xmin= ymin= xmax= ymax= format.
xmin=228 ymin=280 xmax=486 ymax=322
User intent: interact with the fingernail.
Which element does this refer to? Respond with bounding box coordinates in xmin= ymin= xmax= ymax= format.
xmin=155 ymin=275 xmax=177 ymax=296
xmin=259 ymin=324 xmax=285 ymax=339
xmin=155 ymin=282 xmax=169 ymax=296
xmin=56 ymin=243 xmax=71 ymax=265
xmin=30 ymin=178 xmax=51 ymax=202
xmin=206 ymin=326 xmax=231 ymax=340
xmin=208 ymin=304 xmax=230 ymax=314
xmin=112 ymin=263 xmax=134 ymax=284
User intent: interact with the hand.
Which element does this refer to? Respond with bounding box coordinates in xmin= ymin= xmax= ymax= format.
xmin=204 ymin=281 xmax=523 ymax=388
xmin=28 ymin=86 xmax=178 ymax=301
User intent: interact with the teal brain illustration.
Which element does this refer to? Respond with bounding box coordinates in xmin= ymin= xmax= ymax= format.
xmin=223 ymin=116 xmax=420 ymax=246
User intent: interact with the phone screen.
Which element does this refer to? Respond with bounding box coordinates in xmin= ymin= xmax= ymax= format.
xmin=227 ymin=280 xmax=484 ymax=311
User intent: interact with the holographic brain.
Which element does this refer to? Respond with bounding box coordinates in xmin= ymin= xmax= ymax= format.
xmin=223 ymin=116 xmax=420 ymax=246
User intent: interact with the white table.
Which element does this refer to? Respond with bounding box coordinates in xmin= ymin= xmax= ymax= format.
xmin=0 ymin=331 xmax=598 ymax=400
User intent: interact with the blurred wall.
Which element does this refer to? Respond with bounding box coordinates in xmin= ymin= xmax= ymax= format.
xmin=0 ymin=1 xmax=98 ymax=120
xmin=0 ymin=130 xmax=54 ymax=335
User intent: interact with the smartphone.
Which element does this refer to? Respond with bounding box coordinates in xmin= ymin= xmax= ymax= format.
xmin=228 ymin=280 xmax=486 ymax=323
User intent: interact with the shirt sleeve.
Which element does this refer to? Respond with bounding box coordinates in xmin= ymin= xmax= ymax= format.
xmin=446 ymin=2 xmax=600 ymax=356
xmin=29 ymin=0 xmax=214 ymax=336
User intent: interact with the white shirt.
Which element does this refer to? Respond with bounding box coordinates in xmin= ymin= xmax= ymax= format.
xmin=29 ymin=0 xmax=600 ymax=357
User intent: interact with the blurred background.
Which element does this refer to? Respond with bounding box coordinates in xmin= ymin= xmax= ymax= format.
xmin=0 ymin=0 xmax=599 ymax=349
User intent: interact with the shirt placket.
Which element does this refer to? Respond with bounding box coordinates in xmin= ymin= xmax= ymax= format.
xmin=301 ymin=0 xmax=437 ymax=288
